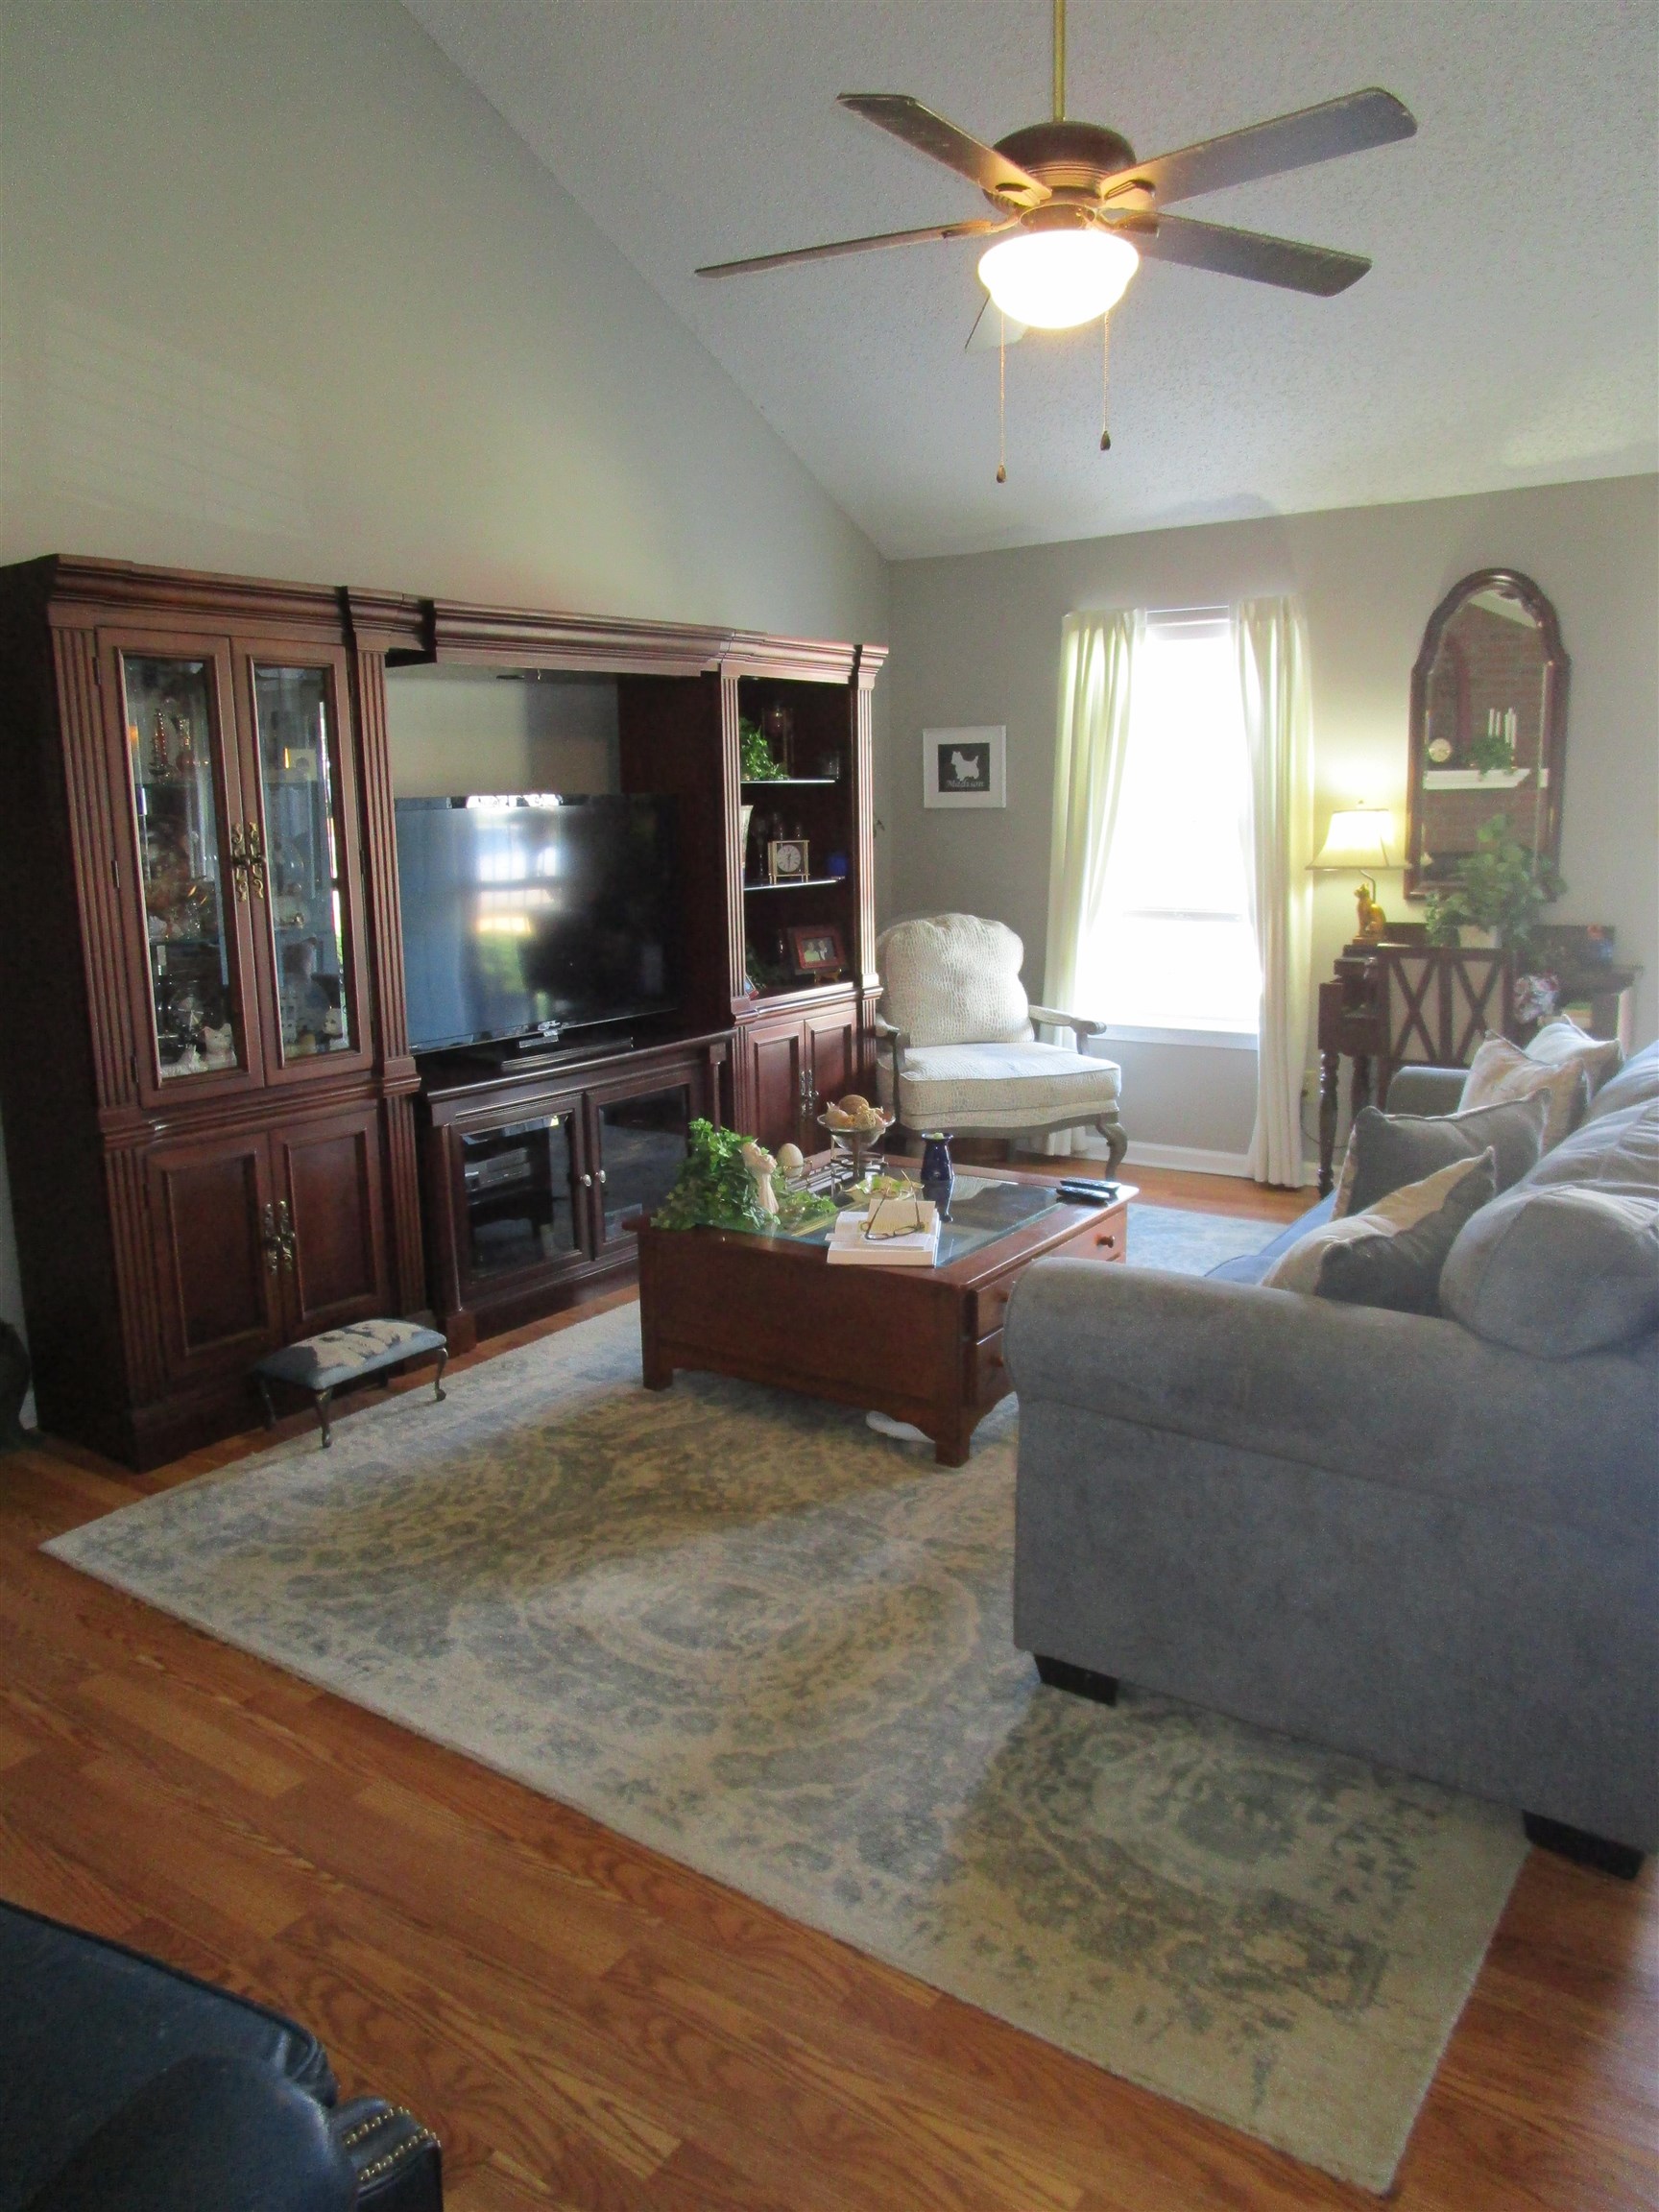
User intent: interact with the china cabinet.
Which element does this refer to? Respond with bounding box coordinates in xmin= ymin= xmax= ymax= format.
xmin=0 ymin=558 xmax=416 ymax=1466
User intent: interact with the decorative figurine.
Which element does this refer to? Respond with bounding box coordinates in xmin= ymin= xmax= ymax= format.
xmin=173 ymin=712 xmax=197 ymax=772
xmin=149 ymin=709 xmax=171 ymax=778
xmin=1355 ymin=878 xmax=1388 ymax=942
xmin=740 ymin=1140 xmax=780 ymax=1215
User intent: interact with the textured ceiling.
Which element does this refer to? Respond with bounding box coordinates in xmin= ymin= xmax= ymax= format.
xmin=406 ymin=0 xmax=1658 ymax=561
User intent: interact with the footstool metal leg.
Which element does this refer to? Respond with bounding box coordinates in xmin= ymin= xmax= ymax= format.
xmin=258 ymin=1377 xmax=276 ymax=1431
xmin=432 ymin=1348 xmax=447 ymax=1404
xmin=316 ymin=1387 xmax=334 ymax=1449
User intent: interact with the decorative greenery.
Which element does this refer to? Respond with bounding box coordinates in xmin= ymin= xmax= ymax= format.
xmin=1466 ymin=728 xmax=1515 ymax=775
xmin=1424 ymin=816 xmax=1562 ymax=960
xmin=775 ymin=1185 xmax=838 ymax=1234
xmin=739 ymin=719 xmax=785 ymax=781
xmin=653 ymin=1120 xmax=769 ymax=1232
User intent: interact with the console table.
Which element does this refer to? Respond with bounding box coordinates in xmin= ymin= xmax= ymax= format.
xmin=1317 ymin=929 xmax=1639 ymax=1194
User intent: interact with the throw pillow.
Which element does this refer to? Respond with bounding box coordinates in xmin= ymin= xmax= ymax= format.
xmin=1522 ymin=1099 xmax=1659 ymax=1199
xmin=1333 ymin=1092 xmax=1548 ymax=1218
xmin=1459 ymin=1034 xmax=1590 ymax=1149
xmin=1440 ymin=1183 xmax=1659 ymax=1358
xmin=1524 ymin=1014 xmax=1623 ymax=1096
xmin=1262 ymin=1150 xmax=1497 ymax=1314
xmin=1583 ymin=1038 xmax=1659 ymax=1127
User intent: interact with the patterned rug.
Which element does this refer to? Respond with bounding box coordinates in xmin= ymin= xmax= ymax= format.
xmin=46 ymin=1303 xmax=1524 ymax=2192
xmin=1123 ymin=1200 xmax=1280 ymax=1274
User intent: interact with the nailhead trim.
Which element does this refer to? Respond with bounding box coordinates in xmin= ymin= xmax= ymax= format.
xmin=356 ymin=2125 xmax=439 ymax=2185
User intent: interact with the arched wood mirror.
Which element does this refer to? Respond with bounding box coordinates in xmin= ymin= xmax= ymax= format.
xmin=1406 ymin=568 xmax=1569 ymax=898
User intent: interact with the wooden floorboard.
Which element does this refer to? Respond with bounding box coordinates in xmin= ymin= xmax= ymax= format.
xmin=0 ymin=1172 xmax=1651 ymax=2209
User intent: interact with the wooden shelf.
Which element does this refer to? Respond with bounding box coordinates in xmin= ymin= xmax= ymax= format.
xmin=741 ymin=777 xmax=841 ymax=788
xmin=743 ymin=877 xmax=847 ymax=894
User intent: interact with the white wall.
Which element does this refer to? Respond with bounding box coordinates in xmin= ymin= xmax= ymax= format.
xmin=882 ymin=474 xmax=1659 ymax=1166
xmin=0 ymin=0 xmax=887 ymax=1370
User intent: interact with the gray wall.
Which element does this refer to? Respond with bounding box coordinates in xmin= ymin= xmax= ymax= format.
xmin=0 ymin=0 xmax=887 ymax=1369
xmin=881 ymin=474 xmax=1659 ymax=1162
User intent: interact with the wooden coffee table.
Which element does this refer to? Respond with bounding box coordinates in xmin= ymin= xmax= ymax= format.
xmin=636 ymin=1165 xmax=1134 ymax=1465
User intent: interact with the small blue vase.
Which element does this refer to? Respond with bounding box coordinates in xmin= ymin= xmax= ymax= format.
xmin=919 ymin=1130 xmax=954 ymax=1212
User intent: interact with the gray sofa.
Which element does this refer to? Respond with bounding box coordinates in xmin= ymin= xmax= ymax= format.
xmin=1005 ymin=1041 xmax=1659 ymax=1871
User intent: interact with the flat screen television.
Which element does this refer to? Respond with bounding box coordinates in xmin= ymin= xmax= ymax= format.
xmin=396 ymin=794 xmax=678 ymax=1053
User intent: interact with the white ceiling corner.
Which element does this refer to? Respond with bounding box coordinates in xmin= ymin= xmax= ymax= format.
xmin=404 ymin=0 xmax=1659 ymax=562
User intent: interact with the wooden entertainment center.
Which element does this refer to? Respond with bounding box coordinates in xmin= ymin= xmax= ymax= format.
xmin=0 ymin=556 xmax=884 ymax=1465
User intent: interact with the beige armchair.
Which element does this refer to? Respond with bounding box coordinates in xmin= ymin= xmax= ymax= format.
xmin=874 ymin=914 xmax=1126 ymax=1170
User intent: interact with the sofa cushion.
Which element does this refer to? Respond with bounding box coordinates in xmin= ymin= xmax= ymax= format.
xmin=1524 ymin=1013 xmax=1623 ymax=1094
xmin=1459 ymin=1034 xmax=1590 ymax=1147
xmin=1441 ymin=1183 xmax=1659 ymax=1358
xmin=893 ymin=1040 xmax=1121 ymax=1132
xmin=1584 ymin=1037 xmax=1659 ymax=1126
xmin=876 ymin=914 xmax=1032 ymax=1047
xmin=1521 ymin=1099 xmax=1659 ymax=1198
xmin=1334 ymin=1092 xmax=1547 ymax=1217
xmin=1262 ymin=1150 xmax=1496 ymax=1313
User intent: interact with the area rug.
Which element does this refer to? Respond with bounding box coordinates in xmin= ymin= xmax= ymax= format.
xmin=46 ymin=1305 xmax=1525 ymax=2191
xmin=1123 ymin=1201 xmax=1276 ymax=1273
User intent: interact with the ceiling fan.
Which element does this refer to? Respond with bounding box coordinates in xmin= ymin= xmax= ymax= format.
xmin=697 ymin=0 xmax=1416 ymax=353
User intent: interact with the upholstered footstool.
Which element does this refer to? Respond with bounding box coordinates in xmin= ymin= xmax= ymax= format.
xmin=253 ymin=1319 xmax=448 ymax=1448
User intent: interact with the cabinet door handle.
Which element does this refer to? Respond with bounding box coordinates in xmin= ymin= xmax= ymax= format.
xmin=230 ymin=825 xmax=251 ymax=902
xmin=580 ymin=1171 xmax=594 ymax=1189
xmin=597 ymin=1168 xmax=608 ymax=1186
xmin=261 ymin=1201 xmax=280 ymax=1273
xmin=243 ymin=820 xmax=267 ymax=901
xmin=274 ymin=1197 xmax=297 ymax=1270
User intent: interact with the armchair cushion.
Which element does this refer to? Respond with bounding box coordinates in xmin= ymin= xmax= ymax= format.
xmin=891 ymin=1040 xmax=1122 ymax=1133
xmin=876 ymin=915 xmax=1032 ymax=1047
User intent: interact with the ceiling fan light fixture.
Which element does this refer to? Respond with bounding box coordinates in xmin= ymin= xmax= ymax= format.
xmin=976 ymin=227 xmax=1138 ymax=329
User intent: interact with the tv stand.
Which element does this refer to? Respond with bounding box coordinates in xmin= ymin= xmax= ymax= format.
xmin=417 ymin=1028 xmax=731 ymax=1352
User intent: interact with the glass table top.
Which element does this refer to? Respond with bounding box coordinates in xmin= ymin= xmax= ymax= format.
xmin=763 ymin=1172 xmax=1063 ymax=1265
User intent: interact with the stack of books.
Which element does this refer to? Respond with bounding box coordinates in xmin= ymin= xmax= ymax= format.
xmin=826 ymin=1193 xmax=941 ymax=1266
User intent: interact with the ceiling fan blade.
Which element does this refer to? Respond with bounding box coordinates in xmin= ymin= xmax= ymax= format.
xmin=839 ymin=94 xmax=1049 ymax=207
xmin=965 ymin=297 xmax=1028 ymax=351
xmin=698 ymin=215 xmax=1015 ymax=279
xmin=1102 ymin=87 xmax=1415 ymax=208
xmin=1116 ymin=211 xmax=1371 ymax=295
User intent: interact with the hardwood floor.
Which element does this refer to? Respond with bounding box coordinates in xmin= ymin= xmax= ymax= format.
xmin=1 ymin=1179 xmax=1652 ymax=2211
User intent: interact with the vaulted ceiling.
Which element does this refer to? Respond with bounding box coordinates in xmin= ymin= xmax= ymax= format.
xmin=406 ymin=0 xmax=1658 ymax=561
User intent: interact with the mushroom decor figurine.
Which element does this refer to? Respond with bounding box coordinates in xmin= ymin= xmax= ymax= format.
xmin=740 ymin=1139 xmax=780 ymax=1215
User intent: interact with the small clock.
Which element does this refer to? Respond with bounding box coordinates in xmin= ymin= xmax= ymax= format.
xmin=767 ymin=837 xmax=809 ymax=884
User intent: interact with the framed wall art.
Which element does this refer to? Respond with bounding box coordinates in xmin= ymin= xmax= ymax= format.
xmin=923 ymin=725 xmax=1005 ymax=809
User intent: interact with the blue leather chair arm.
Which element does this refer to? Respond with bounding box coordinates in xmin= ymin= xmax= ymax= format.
xmin=332 ymin=2099 xmax=444 ymax=2210
xmin=22 ymin=2055 xmax=355 ymax=2212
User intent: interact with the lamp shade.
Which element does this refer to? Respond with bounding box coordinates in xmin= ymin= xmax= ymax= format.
xmin=1310 ymin=806 xmax=1396 ymax=872
xmin=977 ymin=228 xmax=1139 ymax=331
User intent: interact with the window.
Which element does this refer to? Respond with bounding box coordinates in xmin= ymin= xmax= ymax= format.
xmin=1075 ymin=611 xmax=1261 ymax=1040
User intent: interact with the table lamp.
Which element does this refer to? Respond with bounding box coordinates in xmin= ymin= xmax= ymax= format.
xmin=1310 ymin=807 xmax=1397 ymax=944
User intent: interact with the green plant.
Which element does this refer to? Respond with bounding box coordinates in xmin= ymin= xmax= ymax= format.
xmin=652 ymin=1120 xmax=769 ymax=1232
xmin=1423 ymin=816 xmax=1562 ymax=959
xmin=1467 ymin=728 xmax=1515 ymax=775
xmin=739 ymin=719 xmax=784 ymax=781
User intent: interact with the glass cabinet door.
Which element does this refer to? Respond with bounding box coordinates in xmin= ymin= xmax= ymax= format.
xmin=459 ymin=1112 xmax=585 ymax=1283
xmin=593 ymin=1085 xmax=693 ymax=1246
xmin=251 ymin=663 xmax=357 ymax=1066
xmin=120 ymin=652 xmax=250 ymax=1083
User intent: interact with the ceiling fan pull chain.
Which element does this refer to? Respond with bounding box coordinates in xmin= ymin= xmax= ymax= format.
xmin=1099 ymin=312 xmax=1112 ymax=452
xmin=997 ymin=311 xmax=1008 ymax=483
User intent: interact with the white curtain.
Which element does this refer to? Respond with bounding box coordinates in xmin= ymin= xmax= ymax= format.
xmin=1234 ymin=597 xmax=1316 ymax=1186
xmin=1044 ymin=609 xmax=1141 ymax=1013
xmin=1042 ymin=610 xmax=1140 ymax=1158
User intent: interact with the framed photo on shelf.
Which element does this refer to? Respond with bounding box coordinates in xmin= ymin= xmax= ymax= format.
xmin=924 ymin=726 xmax=1005 ymax=809
xmin=787 ymin=924 xmax=846 ymax=981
